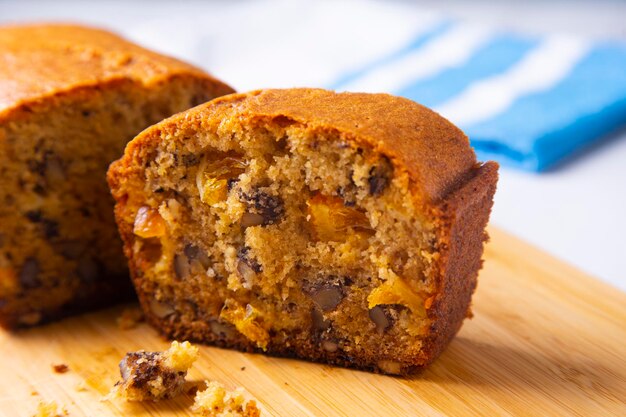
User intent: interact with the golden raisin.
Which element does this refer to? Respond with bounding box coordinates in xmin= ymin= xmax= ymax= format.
xmin=133 ymin=206 xmax=166 ymax=238
xmin=306 ymin=194 xmax=373 ymax=241
xmin=220 ymin=300 xmax=269 ymax=350
xmin=0 ymin=267 xmax=18 ymax=294
xmin=368 ymin=274 xmax=426 ymax=318
xmin=196 ymin=155 xmax=247 ymax=205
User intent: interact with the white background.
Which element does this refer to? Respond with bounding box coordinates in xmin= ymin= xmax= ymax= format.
xmin=1 ymin=0 xmax=625 ymax=290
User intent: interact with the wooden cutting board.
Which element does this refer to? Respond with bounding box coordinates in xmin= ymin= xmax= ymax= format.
xmin=1 ymin=227 xmax=624 ymax=417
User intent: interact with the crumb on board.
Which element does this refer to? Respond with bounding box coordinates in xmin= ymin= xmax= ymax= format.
xmin=116 ymin=307 xmax=145 ymax=330
xmin=163 ymin=340 xmax=199 ymax=372
xmin=108 ymin=340 xmax=199 ymax=402
xmin=33 ymin=401 xmax=68 ymax=417
xmin=240 ymin=367 xmax=246 ymax=371
xmin=187 ymin=385 xmax=200 ymax=396
xmin=192 ymin=381 xmax=261 ymax=417
xmin=74 ymin=382 xmax=88 ymax=393
xmin=52 ymin=364 xmax=69 ymax=374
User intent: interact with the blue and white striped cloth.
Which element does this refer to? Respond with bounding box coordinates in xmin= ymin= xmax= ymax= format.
xmin=330 ymin=20 xmax=626 ymax=171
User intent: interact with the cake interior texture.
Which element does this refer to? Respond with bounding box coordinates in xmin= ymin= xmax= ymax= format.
xmin=108 ymin=96 xmax=497 ymax=374
xmin=0 ymin=77 xmax=221 ymax=328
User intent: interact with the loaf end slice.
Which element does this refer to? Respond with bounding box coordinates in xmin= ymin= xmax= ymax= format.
xmin=0 ymin=24 xmax=234 ymax=328
xmin=107 ymin=88 xmax=498 ymax=374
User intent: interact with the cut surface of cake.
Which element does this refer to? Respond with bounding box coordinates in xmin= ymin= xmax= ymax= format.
xmin=107 ymin=88 xmax=498 ymax=374
xmin=0 ymin=24 xmax=234 ymax=328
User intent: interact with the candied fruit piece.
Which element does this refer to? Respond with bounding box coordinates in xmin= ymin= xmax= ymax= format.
xmin=220 ymin=300 xmax=269 ymax=350
xmin=306 ymin=194 xmax=373 ymax=241
xmin=133 ymin=206 xmax=166 ymax=238
xmin=368 ymin=274 xmax=426 ymax=318
xmin=196 ymin=155 xmax=247 ymax=205
xmin=0 ymin=267 xmax=18 ymax=294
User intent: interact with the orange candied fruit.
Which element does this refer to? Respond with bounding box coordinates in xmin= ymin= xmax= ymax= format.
xmin=133 ymin=206 xmax=167 ymax=238
xmin=0 ymin=267 xmax=18 ymax=294
xmin=306 ymin=194 xmax=374 ymax=241
xmin=196 ymin=155 xmax=247 ymax=206
xmin=367 ymin=274 xmax=426 ymax=318
xmin=220 ymin=300 xmax=269 ymax=350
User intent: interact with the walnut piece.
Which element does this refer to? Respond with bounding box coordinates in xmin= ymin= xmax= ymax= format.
xmin=368 ymin=305 xmax=403 ymax=334
xmin=19 ymin=257 xmax=41 ymax=289
xmin=308 ymin=286 xmax=343 ymax=312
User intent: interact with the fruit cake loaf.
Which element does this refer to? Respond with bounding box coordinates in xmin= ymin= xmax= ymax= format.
xmin=107 ymin=88 xmax=498 ymax=374
xmin=0 ymin=24 xmax=234 ymax=328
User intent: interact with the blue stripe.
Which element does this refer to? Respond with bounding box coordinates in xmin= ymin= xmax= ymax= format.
xmin=397 ymin=35 xmax=540 ymax=107
xmin=465 ymin=43 xmax=626 ymax=171
xmin=329 ymin=20 xmax=454 ymax=91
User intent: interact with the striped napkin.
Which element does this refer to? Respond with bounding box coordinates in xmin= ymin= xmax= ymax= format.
xmin=330 ymin=20 xmax=626 ymax=171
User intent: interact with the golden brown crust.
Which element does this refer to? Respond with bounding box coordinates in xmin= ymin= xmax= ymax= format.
xmin=121 ymin=88 xmax=476 ymax=204
xmin=108 ymin=89 xmax=497 ymax=373
xmin=0 ymin=23 xmax=233 ymax=120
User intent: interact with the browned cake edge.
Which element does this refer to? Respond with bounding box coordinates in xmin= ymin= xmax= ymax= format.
xmin=419 ymin=161 xmax=498 ymax=368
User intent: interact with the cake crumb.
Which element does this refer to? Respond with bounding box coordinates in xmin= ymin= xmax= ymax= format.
xmin=109 ymin=341 xmax=199 ymax=402
xmin=187 ymin=385 xmax=200 ymax=396
xmin=116 ymin=307 xmax=145 ymax=330
xmin=192 ymin=381 xmax=261 ymax=417
xmin=74 ymin=382 xmax=88 ymax=392
xmin=33 ymin=401 xmax=68 ymax=417
xmin=52 ymin=364 xmax=69 ymax=374
xmin=163 ymin=340 xmax=199 ymax=371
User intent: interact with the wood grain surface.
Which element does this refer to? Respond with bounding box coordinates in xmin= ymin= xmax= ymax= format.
xmin=1 ymin=227 xmax=624 ymax=416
